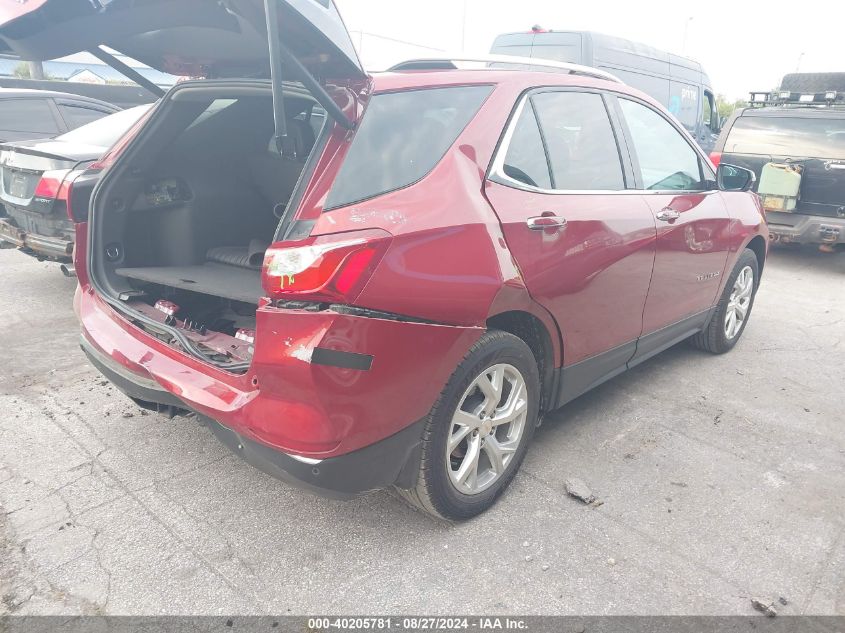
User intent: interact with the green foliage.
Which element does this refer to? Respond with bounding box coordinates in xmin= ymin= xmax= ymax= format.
xmin=12 ymin=62 xmax=30 ymax=78
xmin=12 ymin=61 xmax=53 ymax=80
xmin=716 ymin=94 xmax=748 ymax=119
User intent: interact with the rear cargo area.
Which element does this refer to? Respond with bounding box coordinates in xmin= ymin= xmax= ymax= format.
xmin=90 ymin=83 xmax=323 ymax=367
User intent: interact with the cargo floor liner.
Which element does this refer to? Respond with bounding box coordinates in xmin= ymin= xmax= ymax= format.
xmin=116 ymin=263 xmax=263 ymax=304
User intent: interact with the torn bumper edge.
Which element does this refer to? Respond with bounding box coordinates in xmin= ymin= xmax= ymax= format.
xmin=80 ymin=334 xmax=426 ymax=499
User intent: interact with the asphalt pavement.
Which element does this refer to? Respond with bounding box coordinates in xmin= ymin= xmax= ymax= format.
xmin=1 ymin=245 xmax=843 ymax=615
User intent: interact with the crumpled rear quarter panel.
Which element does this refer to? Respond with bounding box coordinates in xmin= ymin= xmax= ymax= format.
xmin=248 ymin=307 xmax=482 ymax=454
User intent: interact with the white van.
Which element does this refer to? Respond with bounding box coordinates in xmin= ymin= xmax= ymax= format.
xmin=491 ymin=29 xmax=721 ymax=152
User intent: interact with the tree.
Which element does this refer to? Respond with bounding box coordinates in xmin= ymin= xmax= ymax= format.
xmin=716 ymin=94 xmax=748 ymax=119
xmin=13 ymin=61 xmax=50 ymax=80
xmin=12 ymin=62 xmax=30 ymax=78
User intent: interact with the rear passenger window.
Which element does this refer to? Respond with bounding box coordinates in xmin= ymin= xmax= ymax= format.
xmin=501 ymin=104 xmax=552 ymax=189
xmin=0 ymin=99 xmax=59 ymax=134
xmin=325 ymin=85 xmax=493 ymax=210
xmin=532 ymin=91 xmax=625 ymax=190
xmin=620 ymin=98 xmax=703 ymax=191
xmin=58 ymin=104 xmax=110 ymax=129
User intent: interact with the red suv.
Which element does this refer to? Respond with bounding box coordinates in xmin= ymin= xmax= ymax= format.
xmin=1 ymin=1 xmax=768 ymax=520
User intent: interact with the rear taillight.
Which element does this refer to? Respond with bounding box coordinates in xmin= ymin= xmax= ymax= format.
xmin=33 ymin=169 xmax=71 ymax=199
xmin=33 ymin=169 xmax=84 ymax=221
xmin=709 ymin=151 xmax=722 ymax=168
xmin=262 ymin=230 xmax=391 ymax=303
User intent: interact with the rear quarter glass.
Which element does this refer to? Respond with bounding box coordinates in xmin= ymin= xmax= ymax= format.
xmin=323 ymin=85 xmax=494 ymax=211
xmin=725 ymin=115 xmax=845 ymax=159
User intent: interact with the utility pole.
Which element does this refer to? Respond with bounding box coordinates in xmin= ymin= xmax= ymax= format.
xmin=27 ymin=61 xmax=45 ymax=80
xmin=682 ymin=17 xmax=693 ymax=56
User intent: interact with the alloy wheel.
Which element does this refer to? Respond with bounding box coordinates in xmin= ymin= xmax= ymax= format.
xmin=725 ymin=265 xmax=754 ymax=340
xmin=446 ymin=363 xmax=529 ymax=495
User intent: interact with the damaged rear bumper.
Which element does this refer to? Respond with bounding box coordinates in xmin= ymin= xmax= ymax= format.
xmin=0 ymin=216 xmax=74 ymax=260
xmin=767 ymin=211 xmax=845 ymax=245
xmin=81 ymin=333 xmax=425 ymax=498
xmin=76 ymin=286 xmax=482 ymax=497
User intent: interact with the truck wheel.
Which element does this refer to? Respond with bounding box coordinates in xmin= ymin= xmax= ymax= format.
xmin=690 ymin=248 xmax=759 ymax=354
xmin=396 ymin=330 xmax=540 ymax=521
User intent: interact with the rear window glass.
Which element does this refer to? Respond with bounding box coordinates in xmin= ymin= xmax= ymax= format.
xmin=325 ymin=85 xmax=493 ymax=210
xmin=56 ymin=105 xmax=151 ymax=147
xmin=726 ymin=116 xmax=845 ymax=159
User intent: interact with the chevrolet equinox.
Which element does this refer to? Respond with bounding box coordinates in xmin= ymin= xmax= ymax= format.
xmin=0 ymin=0 xmax=768 ymax=519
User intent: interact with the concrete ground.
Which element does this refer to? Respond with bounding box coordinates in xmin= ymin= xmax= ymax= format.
xmin=0 ymin=245 xmax=843 ymax=616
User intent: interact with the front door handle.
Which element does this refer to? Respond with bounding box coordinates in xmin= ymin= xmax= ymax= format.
xmin=656 ymin=208 xmax=681 ymax=222
xmin=825 ymin=161 xmax=845 ymax=171
xmin=527 ymin=215 xmax=568 ymax=230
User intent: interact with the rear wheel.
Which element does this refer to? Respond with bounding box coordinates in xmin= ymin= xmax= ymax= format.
xmin=690 ymin=248 xmax=759 ymax=354
xmin=396 ymin=331 xmax=540 ymax=520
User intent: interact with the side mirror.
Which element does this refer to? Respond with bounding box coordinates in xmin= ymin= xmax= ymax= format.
xmin=717 ymin=163 xmax=756 ymax=192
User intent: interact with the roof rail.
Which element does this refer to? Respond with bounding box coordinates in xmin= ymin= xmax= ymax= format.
xmin=387 ymin=54 xmax=623 ymax=83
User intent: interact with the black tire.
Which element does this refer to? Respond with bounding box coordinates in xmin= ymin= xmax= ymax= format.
xmin=690 ymin=248 xmax=759 ymax=354
xmin=396 ymin=330 xmax=540 ymax=521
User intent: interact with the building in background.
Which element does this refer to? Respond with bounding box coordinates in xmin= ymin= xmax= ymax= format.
xmin=0 ymin=50 xmax=176 ymax=87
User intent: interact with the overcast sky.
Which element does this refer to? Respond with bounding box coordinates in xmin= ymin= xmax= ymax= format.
xmin=337 ymin=0 xmax=842 ymax=101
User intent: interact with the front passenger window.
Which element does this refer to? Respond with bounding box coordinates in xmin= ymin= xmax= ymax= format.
xmin=620 ymin=98 xmax=703 ymax=191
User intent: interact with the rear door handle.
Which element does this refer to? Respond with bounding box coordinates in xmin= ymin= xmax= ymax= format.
xmin=655 ymin=208 xmax=681 ymax=222
xmin=527 ymin=215 xmax=567 ymax=230
xmin=825 ymin=161 xmax=845 ymax=171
